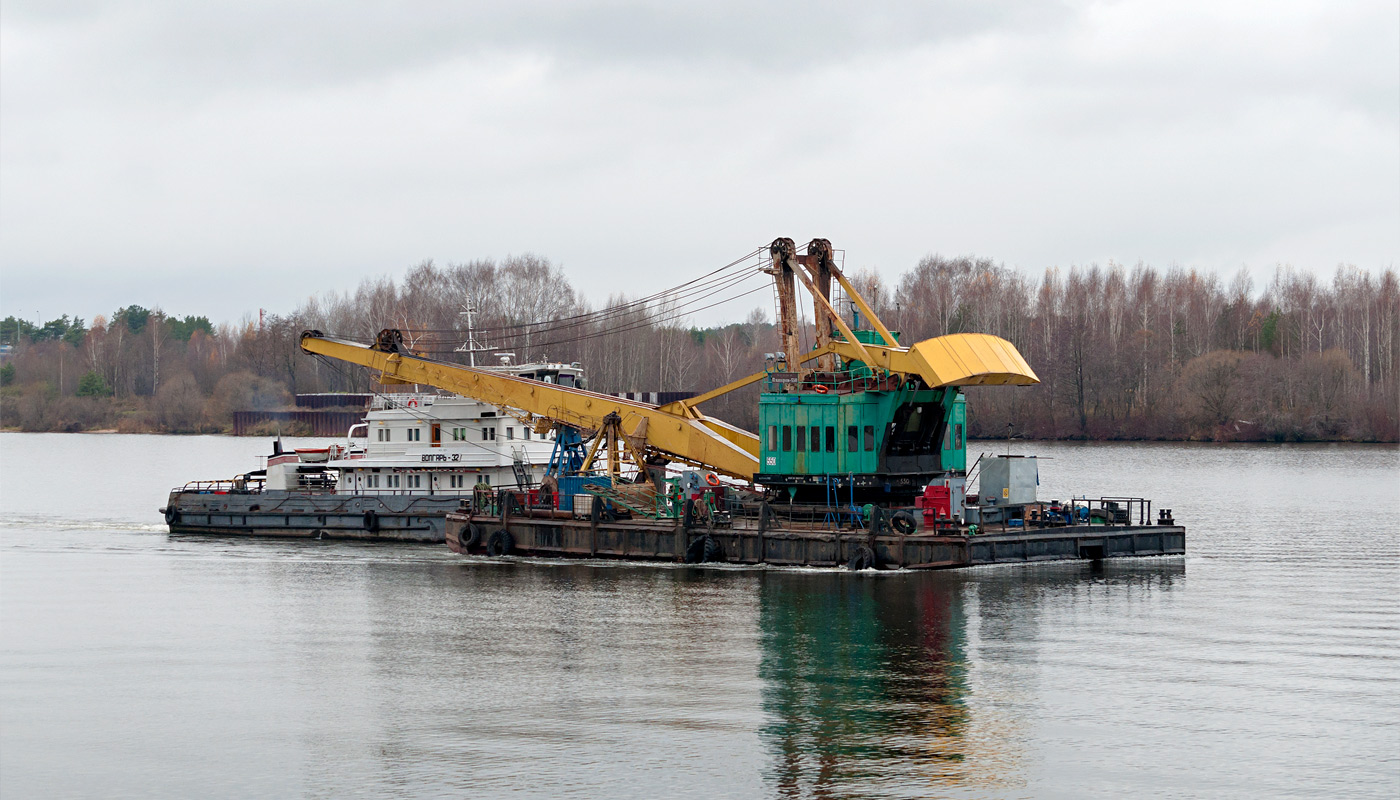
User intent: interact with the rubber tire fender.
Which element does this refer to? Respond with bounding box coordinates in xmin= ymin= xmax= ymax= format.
xmin=465 ymin=522 xmax=484 ymax=549
xmin=703 ymin=535 xmax=721 ymax=563
xmin=891 ymin=510 xmax=917 ymax=535
xmin=847 ymin=545 xmax=877 ymax=571
xmin=486 ymin=529 xmax=514 ymax=557
xmin=685 ymin=534 xmax=721 ymax=564
xmin=164 ymin=507 xmax=178 ymax=526
xmin=363 ymin=510 xmax=379 ymax=532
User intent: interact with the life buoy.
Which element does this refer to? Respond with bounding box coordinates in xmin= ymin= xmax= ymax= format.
xmin=812 ymin=384 xmax=829 ymax=394
xmin=407 ymin=398 xmax=419 ymax=409
xmin=704 ymin=472 xmax=721 ymax=487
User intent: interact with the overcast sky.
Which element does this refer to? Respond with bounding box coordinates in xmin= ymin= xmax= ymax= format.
xmin=2 ymin=0 xmax=1396 ymax=327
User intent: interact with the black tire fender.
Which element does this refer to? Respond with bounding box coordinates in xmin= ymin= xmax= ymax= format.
xmin=685 ymin=534 xmax=721 ymax=564
xmin=486 ymin=529 xmax=514 ymax=557
xmin=703 ymin=535 xmax=721 ymax=563
xmin=465 ymin=522 xmax=484 ymax=548
xmin=164 ymin=507 xmax=177 ymax=526
xmin=363 ymin=510 xmax=379 ymax=532
xmin=684 ymin=535 xmax=705 ymax=564
xmin=847 ymin=545 xmax=877 ymax=571
xmin=891 ymin=510 xmax=917 ymax=535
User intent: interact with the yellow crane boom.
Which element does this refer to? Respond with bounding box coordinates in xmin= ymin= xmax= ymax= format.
xmin=299 ymin=331 xmax=763 ymax=480
xmin=299 ymin=238 xmax=1038 ymax=485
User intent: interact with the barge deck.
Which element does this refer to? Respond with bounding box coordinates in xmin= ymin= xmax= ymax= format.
xmin=445 ymin=508 xmax=1185 ymax=570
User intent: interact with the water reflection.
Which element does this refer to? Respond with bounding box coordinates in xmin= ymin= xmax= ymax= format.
xmin=758 ymin=561 xmax=1184 ymax=798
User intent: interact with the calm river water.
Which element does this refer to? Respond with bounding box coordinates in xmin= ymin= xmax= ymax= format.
xmin=1 ymin=433 xmax=1397 ymax=799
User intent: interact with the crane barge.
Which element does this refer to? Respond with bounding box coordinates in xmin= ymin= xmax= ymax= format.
xmin=298 ymin=238 xmax=1184 ymax=570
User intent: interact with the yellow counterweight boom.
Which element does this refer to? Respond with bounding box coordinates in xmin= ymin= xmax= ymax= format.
xmin=802 ymin=332 xmax=1040 ymax=387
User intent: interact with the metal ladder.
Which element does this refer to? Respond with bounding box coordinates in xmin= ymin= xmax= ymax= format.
xmin=511 ymin=447 xmax=536 ymax=489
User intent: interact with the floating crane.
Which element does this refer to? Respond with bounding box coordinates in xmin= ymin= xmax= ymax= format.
xmin=299 ymin=238 xmax=1038 ymax=502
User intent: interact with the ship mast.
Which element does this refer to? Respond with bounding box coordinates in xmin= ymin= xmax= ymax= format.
xmin=455 ymin=296 xmax=487 ymax=368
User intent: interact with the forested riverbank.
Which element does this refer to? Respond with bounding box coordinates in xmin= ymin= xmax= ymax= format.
xmin=3 ymin=254 xmax=1396 ymax=441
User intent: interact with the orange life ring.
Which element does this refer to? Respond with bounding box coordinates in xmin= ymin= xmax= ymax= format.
xmin=407 ymin=398 xmax=419 ymax=408
xmin=704 ymin=472 xmax=721 ymax=487
xmin=812 ymin=384 xmax=830 ymax=394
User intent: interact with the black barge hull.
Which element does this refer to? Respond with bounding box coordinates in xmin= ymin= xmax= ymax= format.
xmin=162 ymin=491 xmax=457 ymax=543
xmin=445 ymin=512 xmax=1185 ymax=570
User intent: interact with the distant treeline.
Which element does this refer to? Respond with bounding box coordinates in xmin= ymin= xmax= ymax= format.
xmin=1 ymin=256 xmax=1396 ymax=442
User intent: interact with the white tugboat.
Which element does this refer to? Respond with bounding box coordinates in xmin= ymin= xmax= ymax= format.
xmin=161 ymin=357 xmax=586 ymax=542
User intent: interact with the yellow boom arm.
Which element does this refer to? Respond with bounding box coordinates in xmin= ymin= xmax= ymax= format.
xmin=300 ymin=331 xmax=761 ymax=480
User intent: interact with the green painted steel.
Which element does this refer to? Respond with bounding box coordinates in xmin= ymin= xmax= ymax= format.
xmin=755 ymin=325 xmax=971 ymax=497
xmin=757 ymin=384 xmax=966 ymax=478
xmin=842 ymin=328 xmax=899 ymax=381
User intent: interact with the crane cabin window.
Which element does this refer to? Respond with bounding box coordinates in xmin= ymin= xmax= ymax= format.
xmin=782 ymin=425 xmax=792 ymax=452
xmin=767 ymin=425 xmax=778 ymax=452
xmin=848 ymin=426 xmax=859 ymax=452
xmin=810 ymin=426 xmax=820 ymax=452
xmin=796 ymin=426 xmax=806 ymax=452
xmin=863 ymin=425 xmax=875 ymax=451
xmin=825 ymin=426 xmax=835 ymax=452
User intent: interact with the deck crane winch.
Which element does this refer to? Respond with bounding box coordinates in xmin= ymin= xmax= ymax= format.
xmin=300 ymin=238 xmax=1038 ymax=503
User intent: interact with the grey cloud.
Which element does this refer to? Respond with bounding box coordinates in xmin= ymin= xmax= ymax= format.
xmin=6 ymin=1 xmax=1072 ymax=94
xmin=0 ymin=1 xmax=1394 ymax=325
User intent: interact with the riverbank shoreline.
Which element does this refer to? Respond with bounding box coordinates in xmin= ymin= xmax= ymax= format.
xmin=3 ymin=427 xmax=1396 ymax=444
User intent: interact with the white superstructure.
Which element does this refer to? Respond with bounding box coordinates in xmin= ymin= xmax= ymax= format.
xmin=263 ymin=360 xmax=585 ymax=496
